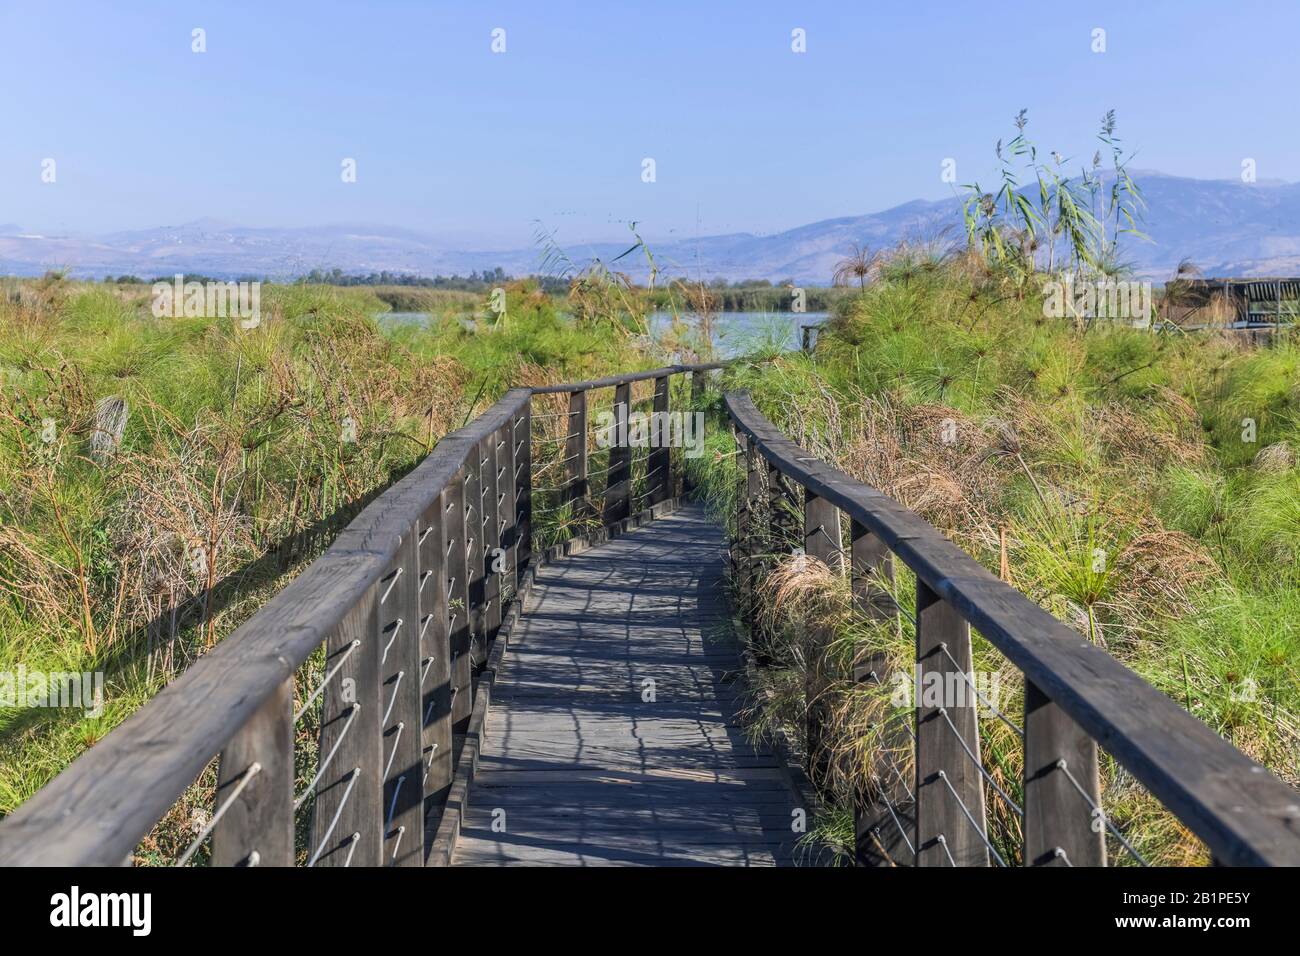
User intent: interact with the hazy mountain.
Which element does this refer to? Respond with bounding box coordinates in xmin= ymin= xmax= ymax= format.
xmin=3 ymin=172 xmax=1299 ymax=284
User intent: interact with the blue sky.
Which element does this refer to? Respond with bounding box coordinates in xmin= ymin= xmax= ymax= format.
xmin=2 ymin=0 xmax=1296 ymax=248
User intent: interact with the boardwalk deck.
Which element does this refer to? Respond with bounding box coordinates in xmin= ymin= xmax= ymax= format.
xmin=450 ymin=504 xmax=806 ymax=866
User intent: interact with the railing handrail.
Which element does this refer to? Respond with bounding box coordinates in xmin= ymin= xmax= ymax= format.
xmin=724 ymin=388 xmax=1300 ymax=866
xmin=0 ymin=357 xmax=749 ymax=866
xmin=529 ymin=361 xmax=730 ymax=394
xmin=0 ymin=387 xmax=534 ymax=866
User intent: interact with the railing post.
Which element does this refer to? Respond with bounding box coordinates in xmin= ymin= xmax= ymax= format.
xmin=743 ymin=439 xmax=766 ymax=602
xmin=565 ymin=390 xmax=590 ymax=519
xmin=311 ymin=584 xmax=382 ymax=867
xmin=604 ymin=382 xmax=632 ymax=526
xmin=379 ymin=529 xmax=425 ymax=867
xmin=731 ymin=431 xmax=753 ymax=610
xmin=212 ymin=677 xmax=293 ymax=866
xmin=1024 ymin=680 xmax=1106 ymax=866
xmin=733 ymin=434 xmax=754 ymax=613
xmin=848 ymin=518 xmax=911 ymax=866
xmin=445 ymin=473 xmax=473 ymax=731
xmin=649 ymin=374 xmax=671 ymax=505
xmin=914 ymin=579 xmax=989 ymax=866
xmin=514 ymin=404 xmax=532 ymax=578
xmin=420 ymin=491 xmax=453 ymax=822
xmin=465 ymin=442 xmax=486 ymax=666
xmin=803 ymin=490 xmax=842 ymax=788
xmin=482 ymin=427 xmax=504 ymax=650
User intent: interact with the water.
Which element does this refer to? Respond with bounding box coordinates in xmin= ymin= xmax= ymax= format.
xmin=648 ymin=310 xmax=829 ymax=357
xmin=380 ymin=311 xmax=433 ymax=327
xmin=377 ymin=309 xmax=830 ymax=356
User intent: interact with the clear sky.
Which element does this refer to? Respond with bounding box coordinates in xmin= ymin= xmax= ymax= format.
xmin=2 ymin=0 xmax=1297 ymax=248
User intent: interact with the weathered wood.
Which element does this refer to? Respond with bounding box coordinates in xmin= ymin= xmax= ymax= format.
xmin=731 ymin=431 xmax=752 ymax=606
xmin=724 ymin=389 xmax=1300 ymax=866
xmin=501 ymin=412 xmax=521 ymax=597
xmin=312 ymin=585 xmax=382 ymax=867
xmin=564 ymin=389 xmax=590 ymax=518
xmin=420 ymin=492 xmax=454 ymax=824
xmin=914 ymin=578 xmax=989 ymax=866
xmin=848 ymin=517 xmax=909 ymax=867
xmin=0 ymin=391 xmax=532 ymax=867
xmin=649 ymin=374 xmax=671 ymax=505
xmin=803 ymin=491 xmax=842 ymax=788
xmin=465 ymin=439 xmax=486 ymax=666
xmin=211 ymin=678 xmax=293 ymax=867
xmin=514 ymin=405 xmax=533 ymax=577
xmin=450 ymin=504 xmax=806 ymax=867
xmin=604 ymin=382 xmax=632 ymax=526
xmin=740 ymin=438 xmax=767 ymax=608
xmin=482 ymin=427 xmax=503 ymax=653
xmin=379 ymin=532 xmax=424 ymax=867
xmin=1024 ymin=679 xmax=1105 ymax=866
xmin=11 ymin=359 xmax=1300 ymax=870
xmin=849 ymin=517 xmax=895 ymax=618
xmin=445 ymin=474 xmax=472 ymax=731
xmin=531 ymin=362 xmax=730 ymax=395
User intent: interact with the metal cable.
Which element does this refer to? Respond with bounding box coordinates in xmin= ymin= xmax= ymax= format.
xmin=176 ymin=762 xmax=262 ymax=866
xmin=1056 ymin=758 xmax=1148 ymax=865
xmin=934 ymin=769 xmax=1007 ymax=866
xmin=295 ymin=640 xmax=360 ymax=722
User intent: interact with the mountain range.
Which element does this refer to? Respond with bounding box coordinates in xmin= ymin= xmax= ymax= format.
xmin=4 ymin=172 xmax=1300 ymax=284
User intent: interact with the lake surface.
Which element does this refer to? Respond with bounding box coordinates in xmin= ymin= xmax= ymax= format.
xmin=647 ymin=311 xmax=828 ymax=357
xmin=377 ymin=310 xmax=829 ymax=357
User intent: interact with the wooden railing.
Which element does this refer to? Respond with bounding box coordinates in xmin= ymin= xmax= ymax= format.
xmin=725 ymin=389 xmax=1300 ymax=866
xmin=0 ymin=362 xmax=723 ymax=867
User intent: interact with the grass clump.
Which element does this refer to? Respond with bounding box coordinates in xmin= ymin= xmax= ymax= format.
xmin=695 ymin=251 xmax=1300 ymax=866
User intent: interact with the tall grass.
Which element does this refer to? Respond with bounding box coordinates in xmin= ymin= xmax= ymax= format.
xmin=694 ymin=253 xmax=1300 ymax=864
xmin=0 ymin=275 xmax=655 ymax=820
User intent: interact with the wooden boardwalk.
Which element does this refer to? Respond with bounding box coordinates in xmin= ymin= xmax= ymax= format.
xmin=451 ymin=504 xmax=806 ymax=866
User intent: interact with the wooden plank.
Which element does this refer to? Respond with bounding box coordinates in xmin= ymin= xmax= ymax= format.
xmin=564 ymin=389 xmax=590 ymax=519
xmin=724 ymin=389 xmax=1300 ymax=866
xmin=464 ymin=438 xmax=486 ymax=667
xmin=420 ymin=491 xmax=454 ymax=825
xmin=649 ymin=374 xmax=671 ymax=505
xmin=311 ymin=585 xmax=382 ymax=867
xmin=803 ymin=490 xmax=841 ymax=789
xmin=531 ymin=362 xmax=733 ymax=396
xmin=684 ymin=370 xmax=706 ymax=494
xmin=211 ymin=678 xmax=293 ymax=867
xmin=743 ymin=439 xmax=766 ymax=601
xmin=914 ymin=578 xmax=989 ymax=866
xmin=445 ymin=473 xmax=472 ymax=731
xmin=848 ymin=516 xmax=910 ymax=865
xmin=1024 ymin=679 xmax=1105 ymax=866
xmin=450 ymin=505 xmax=808 ymax=867
xmin=603 ymin=382 xmax=632 ymax=526
xmin=379 ymin=532 xmax=424 ymax=867
xmin=511 ymin=407 xmax=531 ymax=579
xmin=482 ymin=426 xmax=503 ymax=653
xmin=731 ymin=431 xmax=753 ymax=609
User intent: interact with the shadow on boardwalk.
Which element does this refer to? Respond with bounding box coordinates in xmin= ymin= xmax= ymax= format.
xmin=451 ymin=504 xmax=813 ymax=866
